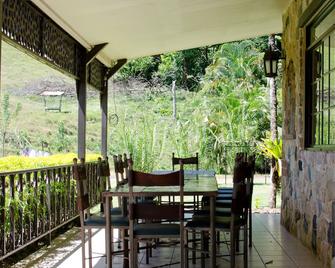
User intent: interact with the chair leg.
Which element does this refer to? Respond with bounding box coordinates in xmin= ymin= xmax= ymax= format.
xmin=236 ymin=227 xmax=240 ymax=252
xmin=129 ymin=233 xmax=134 ymax=268
xmin=249 ymin=207 xmax=252 ymax=247
xmin=185 ymin=230 xmax=189 ymax=268
xmin=230 ymin=228 xmax=236 ymax=268
xmin=217 ymin=230 xmax=220 ymax=245
xmin=123 ymin=230 xmax=129 ymax=268
xmin=244 ymin=225 xmax=248 ymax=268
xmin=180 ymin=231 xmax=185 ymax=268
xmin=200 ymin=231 xmax=206 ymax=268
xmin=88 ymin=228 xmax=93 ymax=268
xmin=111 ymin=228 xmax=115 ymax=262
xmin=81 ymin=228 xmax=86 ymax=268
xmin=118 ymin=229 xmax=122 ymax=249
xmin=146 ymin=242 xmax=150 ymax=264
xmin=134 ymin=239 xmax=139 ymax=268
xmin=192 ymin=231 xmax=196 ymax=264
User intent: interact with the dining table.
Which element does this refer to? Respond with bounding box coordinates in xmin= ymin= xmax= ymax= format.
xmin=102 ymin=169 xmax=218 ymax=268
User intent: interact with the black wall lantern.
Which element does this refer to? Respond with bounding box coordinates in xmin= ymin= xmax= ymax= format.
xmin=263 ymin=47 xmax=282 ymax=78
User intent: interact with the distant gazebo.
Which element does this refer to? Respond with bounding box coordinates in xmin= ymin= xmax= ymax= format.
xmin=40 ymin=91 xmax=64 ymax=112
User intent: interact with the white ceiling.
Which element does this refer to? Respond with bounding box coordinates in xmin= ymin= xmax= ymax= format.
xmin=32 ymin=0 xmax=290 ymax=66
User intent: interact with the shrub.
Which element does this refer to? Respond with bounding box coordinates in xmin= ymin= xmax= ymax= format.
xmin=0 ymin=153 xmax=100 ymax=172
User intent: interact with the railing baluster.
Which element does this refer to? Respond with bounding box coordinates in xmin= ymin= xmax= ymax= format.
xmin=26 ymin=172 xmax=32 ymax=241
xmin=40 ymin=170 xmax=46 ymax=234
xmin=63 ymin=167 xmax=68 ymax=221
xmin=0 ymin=175 xmax=6 ymax=257
xmin=46 ymin=169 xmax=51 ymax=245
xmin=57 ymin=168 xmax=62 ymax=224
xmin=94 ymin=164 xmax=98 ymax=204
xmin=18 ymin=174 xmax=24 ymax=246
xmin=33 ymin=171 xmax=38 ymax=237
xmin=9 ymin=175 xmax=15 ymax=251
xmin=71 ymin=166 xmax=76 ymax=216
xmin=53 ymin=169 xmax=58 ymax=226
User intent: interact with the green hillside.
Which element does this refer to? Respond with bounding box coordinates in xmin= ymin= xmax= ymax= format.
xmin=1 ymin=41 xmax=68 ymax=91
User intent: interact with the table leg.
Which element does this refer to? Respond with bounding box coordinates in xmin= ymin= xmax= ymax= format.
xmin=210 ymin=196 xmax=216 ymax=268
xmin=106 ymin=196 xmax=112 ymax=268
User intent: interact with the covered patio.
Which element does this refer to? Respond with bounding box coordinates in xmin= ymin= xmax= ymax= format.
xmin=0 ymin=0 xmax=334 ymax=267
xmin=14 ymin=214 xmax=322 ymax=268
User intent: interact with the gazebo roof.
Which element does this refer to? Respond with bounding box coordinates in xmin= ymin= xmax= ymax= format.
xmin=32 ymin=0 xmax=290 ymax=66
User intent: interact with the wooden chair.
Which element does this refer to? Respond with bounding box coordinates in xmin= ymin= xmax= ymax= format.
xmin=73 ymin=158 xmax=129 ymax=268
xmin=172 ymin=152 xmax=199 ymax=170
xmin=215 ymin=154 xmax=255 ymax=247
xmin=185 ymin=180 xmax=250 ymax=268
xmin=171 ymin=152 xmax=199 ymax=204
xmin=128 ymin=162 xmax=185 ymax=268
xmin=172 ymin=153 xmax=200 ymax=264
xmin=189 ymin=153 xmax=254 ymax=266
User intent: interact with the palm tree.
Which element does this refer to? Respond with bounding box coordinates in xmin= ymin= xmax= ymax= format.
xmin=199 ymin=38 xmax=269 ymax=172
xmin=268 ymin=34 xmax=280 ymax=208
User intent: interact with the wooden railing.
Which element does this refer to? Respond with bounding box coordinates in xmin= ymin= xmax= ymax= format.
xmin=0 ymin=160 xmax=106 ymax=260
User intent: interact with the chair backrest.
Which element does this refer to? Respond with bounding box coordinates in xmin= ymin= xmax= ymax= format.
xmin=231 ymin=181 xmax=250 ymax=218
xmin=73 ymin=158 xmax=89 ymax=213
xmin=232 ymin=152 xmax=256 ymax=183
xmin=98 ymin=156 xmax=110 ymax=189
xmin=128 ymin=163 xmax=184 ymax=222
xmin=246 ymin=155 xmax=255 ymax=206
xmin=172 ymin=152 xmax=198 ymax=171
xmin=113 ymin=153 xmax=132 ymax=186
xmin=231 ymin=153 xmax=255 ymax=215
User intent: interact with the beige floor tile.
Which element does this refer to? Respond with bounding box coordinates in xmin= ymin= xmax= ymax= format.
xmin=10 ymin=214 xmax=323 ymax=268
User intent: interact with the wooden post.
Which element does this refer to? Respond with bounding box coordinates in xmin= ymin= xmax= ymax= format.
xmin=172 ymin=80 xmax=176 ymax=119
xmin=0 ymin=0 xmax=2 ymax=103
xmin=101 ymin=81 xmax=108 ymax=158
xmin=77 ymin=65 xmax=87 ymax=160
xmin=77 ymin=44 xmax=109 ymax=160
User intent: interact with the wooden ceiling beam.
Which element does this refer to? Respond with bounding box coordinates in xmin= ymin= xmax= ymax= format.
xmin=86 ymin=43 xmax=108 ymax=65
xmin=106 ymin=58 xmax=127 ymax=80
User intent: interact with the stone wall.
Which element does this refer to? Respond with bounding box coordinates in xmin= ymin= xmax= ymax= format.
xmin=281 ymin=0 xmax=335 ymax=267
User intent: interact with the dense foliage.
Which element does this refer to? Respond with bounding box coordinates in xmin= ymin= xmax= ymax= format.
xmin=110 ymin=37 xmax=276 ymax=173
xmin=1 ymin=36 xmax=280 ymax=174
xmin=116 ymin=46 xmax=219 ymax=91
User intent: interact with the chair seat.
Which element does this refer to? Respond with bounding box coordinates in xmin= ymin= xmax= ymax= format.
xmin=84 ymin=215 xmax=129 ymax=227
xmin=193 ymin=208 xmax=231 ymax=218
xmin=111 ymin=207 xmax=122 ymax=215
xmin=218 ymin=187 xmax=233 ymax=193
xmin=216 ymin=194 xmax=233 ymax=200
xmin=134 ymin=223 xmax=180 ymax=236
xmin=216 ymin=199 xmax=232 ymax=208
xmin=185 ymin=217 xmax=245 ymax=229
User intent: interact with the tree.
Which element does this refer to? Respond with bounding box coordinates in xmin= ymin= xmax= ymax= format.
xmin=155 ymin=47 xmax=218 ymax=90
xmin=199 ymin=38 xmax=270 ymax=172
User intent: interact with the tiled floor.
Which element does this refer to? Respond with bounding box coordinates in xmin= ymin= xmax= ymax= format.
xmin=14 ymin=214 xmax=322 ymax=268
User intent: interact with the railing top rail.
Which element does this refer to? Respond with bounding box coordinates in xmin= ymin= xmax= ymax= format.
xmin=0 ymin=160 xmax=99 ymax=177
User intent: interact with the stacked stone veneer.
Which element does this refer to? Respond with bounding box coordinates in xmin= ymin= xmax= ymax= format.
xmin=281 ymin=0 xmax=335 ymax=267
